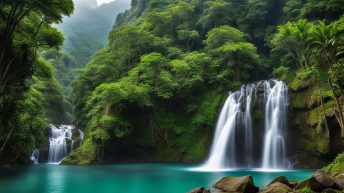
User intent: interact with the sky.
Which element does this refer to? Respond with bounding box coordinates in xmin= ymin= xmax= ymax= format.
xmin=96 ymin=0 xmax=116 ymax=6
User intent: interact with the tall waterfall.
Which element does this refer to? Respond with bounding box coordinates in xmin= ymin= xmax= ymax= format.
xmin=48 ymin=125 xmax=74 ymax=163
xmin=201 ymin=84 xmax=257 ymax=170
xmin=262 ymin=80 xmax=289 ymax=169
xmin=199 ymin=80 xmax=289 ymax=170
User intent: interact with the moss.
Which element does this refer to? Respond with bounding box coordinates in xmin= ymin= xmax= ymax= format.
xmin=290 ymin=76 xmax=306 ymax=91
xmin=300 ymin=187 xmax=315 ymax=193
xmin=308 ymin=100 xmax=336 ymax=127
xmin=297 ymin=134 xmax=329 ymax=155
xmin=290 ymin=82 xmax=333 ymax=109
xmin=323 ymin=153 xmax=344 ymax=176
xmin=62 ymin=138 xmax=97 ymax=165
xmin=152 ymin=89 xmax=225 ymax=162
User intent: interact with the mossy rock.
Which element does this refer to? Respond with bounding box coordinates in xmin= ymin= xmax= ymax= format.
xmin=290 ymin=84 xmax=333 ymax=110
xmin=323 ymin=153 xmax=344 ymax=177
xmin=62 ymin=138 xmax=97 ymax=165
xmin=289 ymin=76 xmax=309 ymax=92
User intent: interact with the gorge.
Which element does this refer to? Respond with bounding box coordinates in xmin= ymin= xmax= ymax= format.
xmin=0 ymin=0 xmax=343 ymax=192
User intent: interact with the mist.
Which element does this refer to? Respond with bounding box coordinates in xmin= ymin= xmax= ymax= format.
xmin=55 ymin=0 xmax=131 ymax=66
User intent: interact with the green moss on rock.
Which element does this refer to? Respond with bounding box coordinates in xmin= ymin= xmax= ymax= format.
xmin=62 ymin=139 xmax=97 ymax=165
xmin=323 ymin=153 xmax=344 ymax=177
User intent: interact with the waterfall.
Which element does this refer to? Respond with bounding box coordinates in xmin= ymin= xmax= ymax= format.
xmin=262 ymin=80 xmax=289 ymax=169
xmin=30 ymin=149 xmax=39 ymax=164
xmin=48 ymin=124 xmax=74 ymax=163
xmin=200 ymin=84 xmax=257 ymax=170
xmin=198 ymin=80 xmax=289 ymax=170
xmin=78 ymin=129 xmax=84 ymax=140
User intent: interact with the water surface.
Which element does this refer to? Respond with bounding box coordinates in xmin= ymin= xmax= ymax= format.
xmin=0 ymin=164 xmax=313 ymax=193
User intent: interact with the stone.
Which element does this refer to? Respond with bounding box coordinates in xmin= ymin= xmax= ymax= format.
xmin=289 ymin=180 xmax=298 ymax=189
xmin=267 ymin=176 xmax=289 ymax=186
xmin=309 ymin=170 xmax=335 ymax=191
xmin=294 ymin=179 xmax=310 ymax=190
xmin=295 ymin=170 xmax=335 ymax=192
xmin=187 ymin=187 xmax=210 ymax=193
xmin=259 ymin=182 xmax=292 ymax=193
xmin=334 ymin=174 xmax=344 ymax=190
xmin=212 ymin=176 xmax=259 ymax=193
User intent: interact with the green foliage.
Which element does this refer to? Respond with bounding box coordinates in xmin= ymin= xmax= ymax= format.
xmin=272 ymin=66 xmax=291 ymax=81
xmin=69 ymin=0 xmax=344 ymax=164
xmin=301 ymin=187 xmax=315 ymax=193
xmin=323 ymin=153 xmax=344 ymax=175
xmin=0 ymin=0 xmax=74 ymax=164
xmin=62 ymin=138 xmax=97 ymax=165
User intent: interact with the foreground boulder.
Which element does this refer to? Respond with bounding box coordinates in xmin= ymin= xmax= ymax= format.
xmin=334 ymin=174 xmax=344 ymax=189
xmin=187 ymin=187 xmax=210 ymax=193
xmin=295 ymin=170 xmax=335 ymax=191
xmin=309 ymin=170 xmax=335 ymax=191
xmin=267 ymin=176 xmax=289 ymax=186
xmin=259 ymin=182 xmax=291 ymax=193
xmin=212 ymin=176 xmax=259 ymax=193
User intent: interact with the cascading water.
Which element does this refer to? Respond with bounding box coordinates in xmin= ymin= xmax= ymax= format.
xmin=48 ymin=124 xmax=74 ymax=163
xmin=198 ymin=80 xmax=289 ymax=170
xmin=30 ymin=149 xmax=39 ymax=164
xmin=262 ymin=80 xmax=289 ymax=169
xmin=200 ymin=84 xmax=257 ymax=170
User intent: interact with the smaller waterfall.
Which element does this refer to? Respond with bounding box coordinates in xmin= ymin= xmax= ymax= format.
xmin=78 ymin=129 xmax=84 ymax=140
xmin=48 ymin=125 xmax=74 ymax=163
xmin=262 ymin=80 xmax=289 ymax=169
xmin=30 ymin=149 xmax=39 ymax=164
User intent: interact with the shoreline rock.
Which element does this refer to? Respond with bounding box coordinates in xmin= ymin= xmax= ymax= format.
xmin=187 ymin=170 xmax=344 ymax=193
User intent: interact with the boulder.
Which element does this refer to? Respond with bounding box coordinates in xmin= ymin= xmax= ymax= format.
xmin=212 ymin=176 xmax=259 ymax=193
xmin=267 ymin=176 xmax=289 ymax=186
xmin=259 ymin=182 xmax=292 ymax=193
xmin=187 ymin=187 xmax=210 ymax=193
xmin=289 ymin=180 xmax=298 ymax=189
xmin=295 ymin=170 xmax=335 ymax=192
xmin=334 ymin=174 xmax=344 ymax=190
xmin=309 ymin=170 xmax=335 ymax=191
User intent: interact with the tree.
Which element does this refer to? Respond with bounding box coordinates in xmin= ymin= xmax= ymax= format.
xmin=197 ymin=0 xmax=234 ymax=31
xmin=271 ymin=20 xmax=313 ymax=68
xmin=308 ymin=19 xmax=344 ymax=132
xmin=0 ymin=0 xmax=73 ymax=159
xmin=205 ymin=25 xmax=259 ymax=82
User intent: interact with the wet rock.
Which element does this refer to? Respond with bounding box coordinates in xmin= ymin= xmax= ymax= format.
xmin=260 ymin=182 xmax=291 ymax=193
xmin=267 ymin=176 xmax=289 ymax=186
xmin=295 ymin=170 xmax=335 ymax=192
xmin=187 ymin=187 xmax=210 ymax=193
xmin=310 ymin=170 xmax=335 ymax=191
xmin=289 ymin=180 xmax=298 ymax=189
xmin=334 ymin=174 xmax=344 ymax=190
xmin=212 ymin=176 xmax=259 ymax=193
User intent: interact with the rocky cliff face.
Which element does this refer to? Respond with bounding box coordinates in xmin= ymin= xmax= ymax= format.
xmin=287 ymin=76 xmax=343 ymax=168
